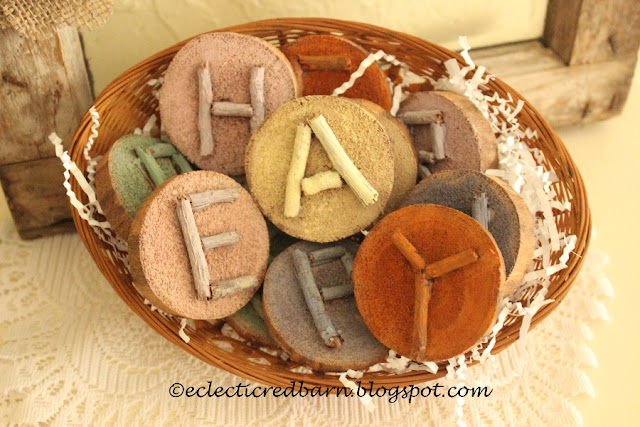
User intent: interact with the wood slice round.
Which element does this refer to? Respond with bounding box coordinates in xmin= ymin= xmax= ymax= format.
xmin=159 ymin=32 xmax=299 ymax=175
xmin=263 ymin=241 xmax=388 ymax=371
xmin=245 ymin=95 xmax=395 ymax=242
xmin=281 ymin=35 xmax=392 ymax=110
xmin=226 ymin=294 xmax=275 ymax=348
xmin=398 ymin=91 xmax=498 ymax=172
xmin=353 ymin=204 xmax=505 ymax=361
xmin=401 ymin=169 xmax=535 ymax=299
xmin=128 ymin=171 xmax=269 ymax=319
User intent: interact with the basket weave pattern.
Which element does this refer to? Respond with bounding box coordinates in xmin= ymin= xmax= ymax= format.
xmin=68 ymin=18 xmax=591 ymax=389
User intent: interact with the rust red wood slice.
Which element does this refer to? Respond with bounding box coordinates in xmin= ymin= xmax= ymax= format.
xmin=281 ymin=35 xmax=392 ymax=110
xmin=353 ymin=204 xmax=505 ymax=361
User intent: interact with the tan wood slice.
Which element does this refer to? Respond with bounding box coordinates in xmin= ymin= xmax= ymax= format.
xmin=245 ymin=95 xmax=395 ymax=242
xmin=128 ymin=171 xmax=269 ymax=319
xmin=398 ymin=91 xmax=498 ymax=173
xmin=353 ymin=204 xmax=505 ymax=362
xmin=401 ymin=170 xmax=535 ymax=300
xmin=263 ymin=240 xmax=388 ymax=371
xmin=281 ymin=35 xmax=392 ymax=110
xmin=159 ymin=32 xmax=299 ymax=175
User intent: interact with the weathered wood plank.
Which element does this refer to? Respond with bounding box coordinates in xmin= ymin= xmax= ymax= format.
xmin=0 ymin=157 xmax=75 ymax=239
xmin=0 ymin=25 xmax=92 ymax=164
xmin=544 ymin=0 xmax=640 ymax=65
xmin=472 ymin=40 xmax=637 ymax=128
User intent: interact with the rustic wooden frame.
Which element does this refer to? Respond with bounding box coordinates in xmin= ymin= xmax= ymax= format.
xmin=1 ymin=0 xmax=638 ymax=239
xmin=473 ymin=0 xmax=640 ymax=128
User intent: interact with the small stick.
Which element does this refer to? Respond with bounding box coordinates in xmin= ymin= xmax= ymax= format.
xmin=425 ymin=249 xmax=479 ymax=279
xmin=431 ymin=122 xmax=446 ymax=160
xmin=472 ymin=192 xmax=490 ymax=230
xmin=418 ymin=150 xmax=437 ymax=164
xmin=301 ymin=171 xmax=343 ymax=196
xmin=412 ymin=270 xmax=431 ymax=361
xmin=250 ymin=294 xmax=264 ymax=319
xmin=391 ymin=231 xmax=426 ymax=271
xmin=292 ymin=249 xmax=342 ymax=348
xmin=321 ymin=283 xmax=354 ymax=301
xmin=283 ymin=123 xmax=312 ymax=217
xmin=198 ymin=62 xmax=215 ymax=157
xmin=176 ymin=197 xmax=211 ymax=300
xmin=201 ymin=231 xmax=241 ymax=251
xmin=398 ymin=110 xmax=442 ymax=125
xmin=211 ymin=276 xmax=257 ymax=299
xmin=308 ymin=245 xmax=346 ymax=266
xmin=308 ymin=115 xmax=378 ymax=206
xmin=147 ymin=142 xmax=178 ymax=158
xmin=297 ymin=54 xmax=351 ymax=71
xmin=135 ymin=147 xmax=166 ymax=187
xmin=340 ymin=252 xmax=354 ymax=277
xmin=249 ymin=67 xmax=265 ymax=132
xmin=418 ymin=164 xmax=431 ymax=180
xmin=171 ymin=153 xmax=193 ymax=173
xmin=212 ymin=102 xmax=253 ymax=117
xmin=188 ymin=188 xmax=239 ymax=211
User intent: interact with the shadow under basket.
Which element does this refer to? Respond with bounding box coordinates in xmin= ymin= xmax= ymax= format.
xmin=68 ymin=18 xmax=591 ymax=390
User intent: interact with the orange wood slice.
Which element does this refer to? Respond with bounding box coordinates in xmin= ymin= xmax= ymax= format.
xmin=398 ymin=91 xmax=498 ymax=172
xmin=401 ymin=169 xmax=535 ymax=300
xmin=281 ymin=35 xmax=392 ymax=110
xmin=353 ymin=204 xmax=505 ymax=362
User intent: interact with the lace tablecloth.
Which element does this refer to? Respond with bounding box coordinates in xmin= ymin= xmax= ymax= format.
xmin=0 ymin=221 xmax=612 ymax=426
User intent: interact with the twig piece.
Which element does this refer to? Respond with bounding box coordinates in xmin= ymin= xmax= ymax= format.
xmin=308 ymin=115 xmax=378 ymax=206
xmin=309 ymin=245 xmax=346 ymax=266
xmin=340 ymin=252 xmax=354 ymax=277
xmin=412 ymin=270 xmax=431 ymax=361
xmin=298 ymin=54 xmax=351 ymax=71
xmin=211 ymin=276 xmax=257 ymax=299
xmin=418 ymin=164 xmax=431 ymax=180
xmin=301 ymin=171 xmax=343 ymax=196
xmin=250 ymin=67 xmax=265 ymax=132
xmin=418 ymin=150 xmax=437 ymax=164
xmin=398 ymin=110 xmax=442 ymax=125
xmin=171 ymin=153 xmax=193 ymax=173
xmin=198 ymin=62 xmax=215 ymax=157
xmin=201 ymin=231 xmax=241 ymax=251
xmin=283 ymin=123 xmax=312 ymax=217
xmin=431 ymin=122 xmax=446 ymax=160
xmin=176 ymin=197 xmax=211 ymax=300
xmin=212 ymin=102 xmax=253 ymax=117
xmin=250 ymin=294 xmax=264 ymax=319
xmin=135 ymin=147 xmax=166 ymax=187
xmin=391 ymin=231 xmax=426 ymax=271
xmin=425 ymin=249 xmax=479 ymax=279
xmin=292 ymin=248 xmax=342 ymax=348
xmin=188 ymin=188 xmax=239 ymax=211
xmin=321 ymin=283 xmax=354 ymax=301
xmin=147 ymin=142 xmax=178 ymax=158
xmin=472 ymin=192 xmax=490 ymax=230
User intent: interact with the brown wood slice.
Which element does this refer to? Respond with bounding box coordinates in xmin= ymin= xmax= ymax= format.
xmin=245 ymin=95 xmax=395 ymax=242
xmin=159 ymin=32 xmax=299 ymax=175
xmin=263 ymin=241 xmax=388 ymax=372
xmin=398 ymin=91 xmax=498 ymax=172
xmin=129 ymin=171 xmax=269 ymax=319
xmin=353 ymin=204 xmax=505 ymax=362
xmin=401 ymin=170 xmax=535 ymax=300
xmin=281 ymin=35 xmax=392 ymax=110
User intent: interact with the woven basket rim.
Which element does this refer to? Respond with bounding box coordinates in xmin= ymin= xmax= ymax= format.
xmin=67 ymin=17 xmax=591 ymax=389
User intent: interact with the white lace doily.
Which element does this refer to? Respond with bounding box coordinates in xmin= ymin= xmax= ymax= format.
xmin=0 ymin=220 xmax=612 ymax=426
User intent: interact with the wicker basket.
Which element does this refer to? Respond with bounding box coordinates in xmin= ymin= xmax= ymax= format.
xmin=68 ymin=18 xmax=591 ymax=389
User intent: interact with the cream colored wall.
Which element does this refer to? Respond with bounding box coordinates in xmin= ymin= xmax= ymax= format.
xmin=81 ymin=0 xmax=548 ymax=93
